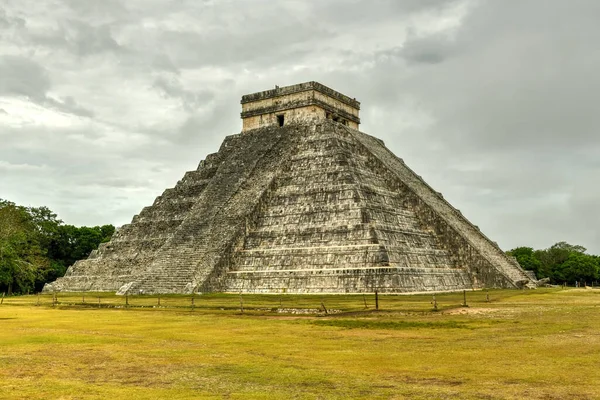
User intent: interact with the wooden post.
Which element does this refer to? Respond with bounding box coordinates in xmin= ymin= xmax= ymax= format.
xmin=321 ymin=298 xmax=328 ymax=314
xmin=375 ymin=290 xmax=379 ymax=310
xmin=98 ymin=296 xmax=101 ymax=308
xmin=191 ymin=295 xmax=195 ymax=311
xmin=36 ymin=293 xmax=40 ymax=306
xmin=158 ymin=295 xmax=161 ymax=306
xmin=486 ymin=288 xmax=490 ymax=303
xmin=462 ymin=290 xmax=467 ymax=307
xmin=52 ymin=291 xmax=57 ymax=307
xmin=432 ymin=294 xmax=438 ymax=311
xmin=125 ymin=293 xmax=129 ymax=308
xmin=239 ymin=291 xmax=244 ymax=314
xmin=363 ymin=293 xmax=368 ymax=309
xmin=0 ymin=292 xmax=5 ymax=305
xmin=82 ymin=293 xmax=85 ymax=303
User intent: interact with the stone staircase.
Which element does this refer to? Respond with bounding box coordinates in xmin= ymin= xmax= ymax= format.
xmin=222 ymin=122 xmax=474 ymax=293
xmin=45 ymin=146 xmax=226 ymax=293
xmin=119 ymin=126 xmax=296 ymax=294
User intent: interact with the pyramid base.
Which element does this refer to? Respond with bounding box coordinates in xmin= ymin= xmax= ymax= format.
xmin=220 ymin=267 xmax=476 ymax=294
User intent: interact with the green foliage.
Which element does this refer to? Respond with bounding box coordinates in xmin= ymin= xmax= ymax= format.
xmin=0 ymin=201 xmax=47 ymax=294
xmin=508 ymin=241 xmax=599 ymax=285
xmin=0 ymin=199 xmax=115 ymax=294
xmin=506 ymin=247 xmax=542 ymax=276
xmin=554 ymin=252 xmax=599 ymax=284
xmin=49 ymin=224 xmax=114 ymax=268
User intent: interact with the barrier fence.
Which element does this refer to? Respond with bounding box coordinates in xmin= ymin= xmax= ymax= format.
xmin=1 ymin=287 xmax=595 ymax=314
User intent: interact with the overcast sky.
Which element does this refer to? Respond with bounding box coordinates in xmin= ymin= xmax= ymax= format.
xmin=1 ymin=0 xmax=599 ymax=254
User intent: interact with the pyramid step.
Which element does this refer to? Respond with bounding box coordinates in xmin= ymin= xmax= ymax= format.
xmin=47 ymin=113 xmax=534 ymax=295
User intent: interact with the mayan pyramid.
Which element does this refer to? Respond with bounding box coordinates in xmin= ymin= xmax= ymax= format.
xmin=45 ymin=82 xmax=535 ymax=294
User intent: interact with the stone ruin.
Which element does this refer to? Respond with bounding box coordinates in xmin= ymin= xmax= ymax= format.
xmin=44 ymin=81 xmax=536 ymax=294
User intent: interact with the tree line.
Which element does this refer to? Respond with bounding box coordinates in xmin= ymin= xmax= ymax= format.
xmin=507 ymin=242 xmax=599 ymax=285
xmin=0 ymin=199 xmax=114 ymax=294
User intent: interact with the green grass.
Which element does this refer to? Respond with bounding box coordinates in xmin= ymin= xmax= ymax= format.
xmin=311 ymin=319 xmax=470 ymax=330
xmin=1 ymin=288 xmax=599 ymax=399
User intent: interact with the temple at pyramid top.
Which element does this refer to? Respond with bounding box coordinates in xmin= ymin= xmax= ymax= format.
xmin=240 ymin=81 xmax=361 ymax=131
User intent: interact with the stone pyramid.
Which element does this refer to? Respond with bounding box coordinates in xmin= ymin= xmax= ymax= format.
xmin=45 ymin=82 xmax=535 ymax=294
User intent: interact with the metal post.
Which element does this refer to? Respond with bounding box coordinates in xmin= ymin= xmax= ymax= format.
xmin=191 ymin=295 xmax=195 ymax=311
xmin=363 ymin=293 xmax=368 ymax=309
xmin=375 ymin=290 xmax=379 ymax=310
xmin=462 ymin=290 xmax=467 ymax=307
xmin=158 ymin=295 xmax=161 ymax=306
xmin=125 ymin=293 xmax=129 ymax=308
xmin=82 ymin=293 xmax=85 ymax=303
xmin=98 ymin=296 xmax=101 ymax=308
xmin=36 ymin=293 xmax=40 ymax=306
xmin=239 ymin=291 xmax=244 ymax=313
xmin=486 ymin=288 xmax=490 ymax=303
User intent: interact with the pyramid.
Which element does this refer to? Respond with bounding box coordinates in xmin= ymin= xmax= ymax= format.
xmin=45 ymin=82 xmax=535 ymax=294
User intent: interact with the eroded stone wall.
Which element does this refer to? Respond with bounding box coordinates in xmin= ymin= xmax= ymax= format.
xmin=241 ymin=83 xmax=360 ymax=131
xmin=242 ymin=105 xmax=327 ymax=131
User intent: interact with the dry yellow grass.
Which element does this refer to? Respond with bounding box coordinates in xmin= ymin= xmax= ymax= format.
xmin=1 ymin=288 xmax=599 ymax=399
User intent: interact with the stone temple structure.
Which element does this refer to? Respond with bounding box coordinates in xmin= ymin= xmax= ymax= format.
xmin=45 ymin=81 xmax=535 ymax=294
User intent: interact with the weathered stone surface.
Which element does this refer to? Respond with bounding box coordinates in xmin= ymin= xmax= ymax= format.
xmin=44 ymin=83 xmax=535 ymax=294
xmin=241 ymin=81 xmax=360 ymax=131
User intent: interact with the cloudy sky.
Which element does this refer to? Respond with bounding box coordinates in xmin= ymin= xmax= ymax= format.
xmin=1 ymin=0 xmax=599 ymax=254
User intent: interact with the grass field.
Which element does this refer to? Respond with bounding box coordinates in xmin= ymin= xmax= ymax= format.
xmin=1 ymin=288 xmax=599 ymax=399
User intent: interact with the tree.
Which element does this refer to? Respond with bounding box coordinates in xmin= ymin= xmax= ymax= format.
xmin=530 ymin=242 xmax=598 ymax=285
xmin=0 ymin=198 xmax=116 ymax=294
xmin=507 ymin=247 xmax=543 ymax=278
xmin=51 ymin=225 xmax=115 ymax=268
xmin=0 ymin=201 xmax=48 ymax=294
xmin=554 ymin=253 xmax=599 ymax=285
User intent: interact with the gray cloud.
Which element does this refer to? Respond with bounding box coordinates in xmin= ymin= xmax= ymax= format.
xmin=152 ymin=75 xmax=215 ymax=113
xmin=65 ymin=20 xmax=124 ymax=57
xmin=0 ymin=56 xmax=50 ymax=99
xmin=362 ymin=0 xmax=600 ymax=253
xmin=61 ymin=0 xmax=131 ymax=22
xmin=310 ymin=0 xmax=462 ymax=27
xmin=1 ymin=0 xmax=598 ymax=254
xmin=0 ymin=7 xmax=25 ymax=30
xmin=0 ymin=55 xmax=94 ymax=118
xmin=397 ymin=32 xmax=459 ymax=64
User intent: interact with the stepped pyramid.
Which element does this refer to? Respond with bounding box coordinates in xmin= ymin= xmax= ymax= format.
xmin=45 ymin=82 xmax=535 ymax=294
